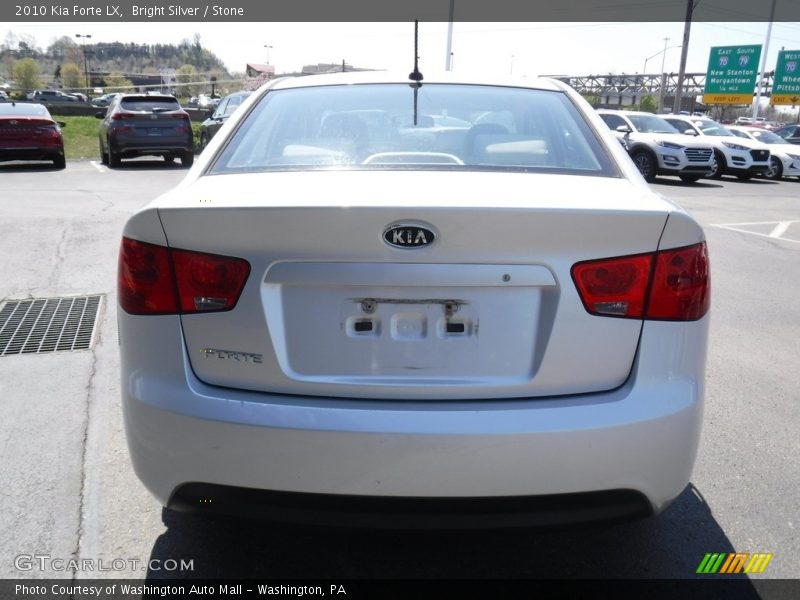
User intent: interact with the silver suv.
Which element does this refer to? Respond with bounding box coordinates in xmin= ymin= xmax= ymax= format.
xmin=597 ymin=110 xmax=714 ymax=183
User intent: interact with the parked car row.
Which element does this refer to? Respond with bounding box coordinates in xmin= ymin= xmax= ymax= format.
xmin=599 ymin=109 xmax=800 ymax=183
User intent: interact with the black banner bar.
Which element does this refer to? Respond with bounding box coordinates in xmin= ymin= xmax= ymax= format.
xmin=2 ymin=579 xmax=799 ymax=600
xmin=4 ymin=0 xmax=800 ymax=22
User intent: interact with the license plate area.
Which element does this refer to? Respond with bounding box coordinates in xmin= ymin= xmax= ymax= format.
xmin=262 ymin=262 xmax=556 ymax=384
xmin=345 ymin=298 xmax=472 ymax=341
xmin=147 ymin=127 xmax=162 ymax=136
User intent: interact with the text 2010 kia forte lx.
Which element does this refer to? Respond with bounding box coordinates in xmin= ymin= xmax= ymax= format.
xmin=118 ymin=72 xmax=710 ymax=528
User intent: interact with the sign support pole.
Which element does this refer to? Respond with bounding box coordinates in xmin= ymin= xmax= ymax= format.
xmin=752 ymin=0 xmax=777 ymax=120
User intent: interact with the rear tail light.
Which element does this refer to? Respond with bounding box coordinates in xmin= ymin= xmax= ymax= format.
xmin=171 ymin=113 xmax=193 ymax=133
xmin=118 ymin=237 xmax=250 ymax=315
xmin=646 ymin=243 xmax=710 ymax=320
xmin=571 ymin=242 xmax=709 ymax=321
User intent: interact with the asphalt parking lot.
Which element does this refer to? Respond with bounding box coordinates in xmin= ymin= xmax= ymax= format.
xmin=0 ymin=161 xmax=798 ymax=586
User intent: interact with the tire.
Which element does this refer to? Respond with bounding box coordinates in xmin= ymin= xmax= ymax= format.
xmin=108 ymin=149 xmax=121 ymax=168
xmin=631 ymin=150 xmax=657 ymax=182
xmin=180 ymin=151 xmax=194 ymax=167
xmin=199 ymin=133 xmax=209 ymax=151
xmin=764 ymin=157 xmax=783 ymax=181
xmin=709 ymin=150 xmax=726 ymax=179
xmin=679 ymin=174 xmax=702 ymax=183
xmin=52 ymin=155 xmax=66 ymax=169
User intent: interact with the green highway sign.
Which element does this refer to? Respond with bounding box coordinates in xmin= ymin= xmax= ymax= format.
xmin=704 ymin=44 xmax=762 ymax=104
xmin=771 ymin=50 xmax=800 ymax=106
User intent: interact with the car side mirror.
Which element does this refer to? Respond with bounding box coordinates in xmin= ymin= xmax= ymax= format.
xmin=57 ymin=121 xmax=67 ymax=128
xmin=683 ymin=130 xmax=698 ymax=136
xmin=94 ymin=112 xmax=105 ymax=119
xmin=615 ymin=125 xmax=632 ymax=134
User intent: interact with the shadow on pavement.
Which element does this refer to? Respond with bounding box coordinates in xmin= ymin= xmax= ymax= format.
xmin=651 ymin=178 xmax=724 ymax=189
xmin=144 ymin=483 xmax=757 ymax=591
xmin=105 ymin=159 xmax=190 ymax=171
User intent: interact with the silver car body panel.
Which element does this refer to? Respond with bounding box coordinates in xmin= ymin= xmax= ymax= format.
xmin=120 ymin=72 xmax=709 ymax=516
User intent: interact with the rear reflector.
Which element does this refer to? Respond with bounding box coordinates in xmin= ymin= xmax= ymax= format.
xmin=118 ymin=237 xmax=250 ymax=315
xmin=571 ymin=242 xmax=709 ymax=321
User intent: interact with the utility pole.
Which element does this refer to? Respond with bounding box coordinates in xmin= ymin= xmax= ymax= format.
xmin=673 ymin=0 xmax=695 ymax=114
xmin=75 ymin=33 xmax=91 ymax=93
xmin=445 ymin=0 xmax=455 ymax=71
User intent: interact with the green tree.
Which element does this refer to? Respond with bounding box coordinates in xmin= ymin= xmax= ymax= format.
xmin=104 ymin=70 xmax=134 ymax=93
xmin=61 ymin=62 xmax=82 ymax=90
xmin=639 ymin=95 xmax=658 ymax=114
xmin=582 ymin=94 xmax=601 ymax=108
xmin=13 ymin=57 xmax=41 ymax=92
xmin=176 ymin=64 xmax=198 ymax=97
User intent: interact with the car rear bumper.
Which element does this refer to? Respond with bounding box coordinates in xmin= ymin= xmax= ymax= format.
xmin=110 ymin=138 xmax=192 ymax=157
xmin=168 ymin=484 xmax=652 ymax=528
xmin=121 ymin=312 xmax=708 ymax=522
xmin=0 ymin=147 xmax=63 ymax=162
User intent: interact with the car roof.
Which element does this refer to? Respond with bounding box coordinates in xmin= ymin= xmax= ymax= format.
xmin=118 ymin=94 xmax=179 ymax=101
xmin=664 ymin=115 xmax=713 ymax=123
xmin=597 ymin=110 xmax=665 ymax=117
xmin=267 ymin=71 xmax=564 ymax=92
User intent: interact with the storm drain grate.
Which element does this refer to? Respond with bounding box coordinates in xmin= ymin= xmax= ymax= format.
xmin=0 ymin=295 xmax=103 ymax=356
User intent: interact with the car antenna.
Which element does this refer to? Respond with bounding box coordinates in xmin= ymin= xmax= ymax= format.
xmin=408 ymin=20 xmax=423 ymax=126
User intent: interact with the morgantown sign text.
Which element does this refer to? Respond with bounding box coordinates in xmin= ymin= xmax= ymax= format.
xmin=703 ymin=45 xmax=762 ymax=105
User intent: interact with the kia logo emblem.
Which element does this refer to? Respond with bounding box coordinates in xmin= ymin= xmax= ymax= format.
xmin=383 ymin=223 xmax=436 ymax=249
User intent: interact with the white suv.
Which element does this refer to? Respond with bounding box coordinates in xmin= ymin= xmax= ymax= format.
xmin=663 ymin=116 xmax=771 ymax=180
xmin=597 ymin=110 xmax=715 ymax=183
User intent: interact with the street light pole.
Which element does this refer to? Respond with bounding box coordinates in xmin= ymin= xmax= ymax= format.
xmin=75 ymin=33 xmax=91 ymax=93
xmin=264 ymin=44 xmax=273 ymax=65
xmin=642 ymin=40 xmax=682 ymax=112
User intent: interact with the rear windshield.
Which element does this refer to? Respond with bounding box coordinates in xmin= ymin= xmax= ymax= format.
xmin=210 ymin=83 xmax=616 ymax=175
xmin=0 ymin=103 xmax=50 ymax=117
xmin=120 ymin=97 xmax=181 ymax=112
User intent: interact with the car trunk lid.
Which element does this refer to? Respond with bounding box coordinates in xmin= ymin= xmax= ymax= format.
xmin=156 ymin=170 xmax=671 ymax=400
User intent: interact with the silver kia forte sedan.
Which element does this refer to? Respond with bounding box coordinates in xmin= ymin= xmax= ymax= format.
xmin=119 ymin=72 xmax=710 ymax=527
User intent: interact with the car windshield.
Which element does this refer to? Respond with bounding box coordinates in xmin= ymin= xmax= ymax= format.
xmin=210 ymin=83 xmax=615 ymax=175
xmin=0 ymin=103 xmax=50 ymax=117
xmin=750 ymin=130 xmax=787 ymax=145
xmin=696 ymin=120 xmax=734 ymax=137
xmin=627 ymin=114 xmax=678 ymax=134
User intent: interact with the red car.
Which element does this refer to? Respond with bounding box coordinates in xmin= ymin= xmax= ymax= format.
xmin=0 ymin=102 xmax=66 ymax=169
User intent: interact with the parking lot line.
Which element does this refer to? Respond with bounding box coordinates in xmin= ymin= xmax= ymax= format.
xmin=769 ymin=222 xmax=792 ymax=238
xmin=711 ymin=220 xmax=800 ymax=245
